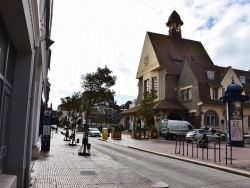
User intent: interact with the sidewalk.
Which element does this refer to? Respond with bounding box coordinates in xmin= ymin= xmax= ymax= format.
xmin=30 ymin=130 xmax=155 ymax=188
xmin=31 ymin=130 xmax=250 ymax=187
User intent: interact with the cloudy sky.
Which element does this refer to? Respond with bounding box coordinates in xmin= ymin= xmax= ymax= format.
xmin=48 ymin=0 xmax=250 ymax=109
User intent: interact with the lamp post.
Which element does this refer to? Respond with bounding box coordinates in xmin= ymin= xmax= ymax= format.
xmin=220 ymin=78 xmax=249 ymax=147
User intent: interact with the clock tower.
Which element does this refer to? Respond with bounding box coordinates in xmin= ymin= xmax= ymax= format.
xmin=166 ymin=10 xmax=184 ymax=38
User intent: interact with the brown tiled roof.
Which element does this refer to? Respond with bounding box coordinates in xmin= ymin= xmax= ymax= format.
xmin=187 ymin=61 xmax=223 ymax=87
xmin=147 ymin=32 xmax=214 ymax=75
xmin=234 ymin=68 xmax=250 ymax=92
xmin=198 ymin=82 xmax=222 ymax=105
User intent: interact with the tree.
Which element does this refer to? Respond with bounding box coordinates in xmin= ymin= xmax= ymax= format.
xmin=79 ymin=65 xmax=116 ymax=155
xmin=51 ymin=110 xmax=63 ymax=127
xmin=137 ymin=90 xmax=157 ymax=131
xmin=60 ymin=92 xmax=84 ymax=145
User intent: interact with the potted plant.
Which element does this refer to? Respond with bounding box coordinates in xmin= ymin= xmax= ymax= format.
xmin=111 ymin=123 xmax=122 ymax=140
xmin=77 ymin=124 xmax=83 ymax=132
xmin=131 ymin=123 xmax=142 ymax=139
xmin=148 ymin=125 xmax=158 ymax=139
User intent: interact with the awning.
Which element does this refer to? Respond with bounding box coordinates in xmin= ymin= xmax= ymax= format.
xmin=119 ymin=99 xmax=187 ymax=115
xmin=155 ymin=99 xmax=187 ymax=110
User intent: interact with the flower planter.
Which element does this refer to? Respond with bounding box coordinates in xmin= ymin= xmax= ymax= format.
xmin=131 ymin=130 xmax=141 ymax=139
xmin=148 ymin=130 xmax=158 ymax=139
xmin=111 ymin=131 xmax=122 ymax=140
xmin=77 ymin=127 xmax=83 ymax=132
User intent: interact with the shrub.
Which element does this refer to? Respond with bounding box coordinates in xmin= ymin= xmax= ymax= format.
xmin=112 ymin=123 xmax=122 ymax=131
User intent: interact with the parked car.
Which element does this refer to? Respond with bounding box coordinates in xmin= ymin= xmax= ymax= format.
xmin=186 ymin=129 xmax=220 ymax=142
xmin=214 ymin=130 xmax=226 ymax=140
xmin=88 ymin=128 xmax=101 ymax=137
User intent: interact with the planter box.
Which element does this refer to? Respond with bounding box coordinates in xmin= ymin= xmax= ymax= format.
xmin=111 ymin=131 xmax=122 ymax=140
xmin=131 ymin=131 xmax=141 ymax=139
xmin=77 ymin=127 xmax=83 ymax=132
xmin=148 ymin=130 xmax=158 ymax=139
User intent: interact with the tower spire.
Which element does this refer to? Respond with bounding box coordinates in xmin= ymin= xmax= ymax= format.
xmin=166 ymin=10 xmax=184 ymax=38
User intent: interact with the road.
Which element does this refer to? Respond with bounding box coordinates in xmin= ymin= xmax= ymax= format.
xmin=89 ymin=137 xmax=250 ymax=188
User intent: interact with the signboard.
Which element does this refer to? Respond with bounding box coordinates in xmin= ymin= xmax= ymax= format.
xmin=230 ymin=120 xmax=243 ymax=141
xmin=41 ymin=107 xmax=52 ymax=151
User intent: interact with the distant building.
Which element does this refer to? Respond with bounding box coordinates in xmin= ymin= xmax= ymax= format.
xmin=120 ymin=10 xmax=250 ymax=133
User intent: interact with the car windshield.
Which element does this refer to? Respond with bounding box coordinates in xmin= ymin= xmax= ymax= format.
xmin=90 ymin=128 xmax=99 ymax=131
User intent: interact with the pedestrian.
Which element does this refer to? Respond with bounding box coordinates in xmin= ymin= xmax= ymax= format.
xmin=200 ymin=133 xmax=208 ymax=148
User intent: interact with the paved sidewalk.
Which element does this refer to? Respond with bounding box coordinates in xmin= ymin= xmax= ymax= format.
xmin=31 ymin=130 xmax=250 ymax=187
xmin=30 ymin=130 xmax=154 ymax=188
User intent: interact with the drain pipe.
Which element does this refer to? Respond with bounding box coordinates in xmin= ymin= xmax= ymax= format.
xmin=24 ymin=45 xmax=39 ymax=187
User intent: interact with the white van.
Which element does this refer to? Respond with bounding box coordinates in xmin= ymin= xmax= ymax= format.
xmin=160 ymin=119 xmax=194 ymax=140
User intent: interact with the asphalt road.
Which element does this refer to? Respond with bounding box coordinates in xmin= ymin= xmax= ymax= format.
xmin=89 ymin=137 xmax=250 ymax=188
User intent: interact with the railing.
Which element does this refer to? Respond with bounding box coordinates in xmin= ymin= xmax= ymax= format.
xmin=226 ymin=143 xmax=232 ymax=165
xmin=175 ymin=138 xmax=221 ymax=163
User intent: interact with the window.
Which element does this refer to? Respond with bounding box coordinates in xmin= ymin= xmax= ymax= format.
xmin=207 ymin=71 xmax=214 ymax=79
xmin=152 ymin=77 xmax=157 ymax=97
xmin=152 ymin=77 xmax=157 ymax=90
xmin=144 ymin=79 xmax=149 ymax=93
xmin=0 ymin=18 xmax=8 ymax=75
xmin=181 ymin=88 xmax=192 ymax=101
xmin=204 ymin=110 xmax=218 ymax=127
xmin=239 ymin=76 xmax=246 ymax=84
xmin=6 ymin=43 xmax=16 ymax=84
xmin=212 ymin=88 xmax=218 ymax=99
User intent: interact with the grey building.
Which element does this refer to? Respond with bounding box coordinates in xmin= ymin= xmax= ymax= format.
xmin=0 ymin=0 xmax=54 ymax=187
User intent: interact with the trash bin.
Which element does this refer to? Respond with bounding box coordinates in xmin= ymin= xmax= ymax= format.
xmin=102 ymin=128 xmax=108 ymax=140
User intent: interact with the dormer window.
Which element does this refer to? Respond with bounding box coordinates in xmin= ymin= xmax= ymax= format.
xmin=207 ymin=71 xmax=214 ymax=80
xmin=239 ymin=76 xmax=246 ymax=84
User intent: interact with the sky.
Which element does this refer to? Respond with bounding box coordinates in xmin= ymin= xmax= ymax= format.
xmin=48 ymin=0 xmax=250 ymax=109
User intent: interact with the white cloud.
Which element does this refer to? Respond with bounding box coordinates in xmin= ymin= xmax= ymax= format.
xmin=48 ymin=0 xmax=250 ymax=109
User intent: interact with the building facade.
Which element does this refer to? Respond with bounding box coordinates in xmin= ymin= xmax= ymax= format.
xmin=120 ymin=10 xmax=250 ymax=134
xmin=0 ymin=0 xmax=54 ymax=187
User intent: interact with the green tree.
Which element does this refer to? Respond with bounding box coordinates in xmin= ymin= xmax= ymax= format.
xmin=79 ymin=65 xmax=116 ymax=155
xmin=61 ymin=92 xmax=84 ymax=145
xmin=137 ymin=90 xmax=157 ymax=129
xmin=52 ymin=110 xmax=63 ymax=127
xmin=81 ymin=65 xmax=116 ymax=119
